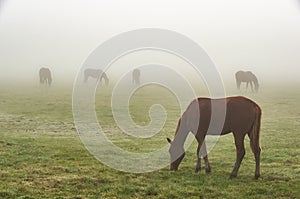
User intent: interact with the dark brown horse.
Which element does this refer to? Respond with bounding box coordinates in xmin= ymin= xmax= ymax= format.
xmin=39 ymin=67 xmax=52 ymax=86
xmin=132 ymin=68 xmax=141 ymax=85
xmin=84 ymin=68 xmax=109 ymax=86
xmin=235 ymin=71 xmax=259 ymax=92
xmin=167 ymin=96 xmax=262 ymax=179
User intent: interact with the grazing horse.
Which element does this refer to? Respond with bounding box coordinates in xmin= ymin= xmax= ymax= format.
xmin=84 ymin=68 xmax=109 ymax=86
xmin=132 ymin=68 xmax=141 ymax=85
xmin=167 ymin=96 xmax=262 ymax=179
xmin=39 ymin=67 xmax=52 ymax=86
xmin=235 ymin=71 xmax=259 ymax=92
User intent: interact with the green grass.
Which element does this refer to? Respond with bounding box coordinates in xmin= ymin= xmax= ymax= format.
xmin=0 ymin=83 xmax=299 ymax=198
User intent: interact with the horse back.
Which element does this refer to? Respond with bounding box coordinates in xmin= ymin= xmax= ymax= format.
xmin=225 ymin=96 xmax=260 ymax=134
xmin=133 ymin=69 xmax=140 ymax=77
xmin=235 ymin=71 xmax=257 ymax=82
xmin=182 ymin=96 xmax=260 ymax=135
xmin=39 ymin=67 xmax=51 ymax=77
xmin=84 ymin=69 xmax=103 ymax=78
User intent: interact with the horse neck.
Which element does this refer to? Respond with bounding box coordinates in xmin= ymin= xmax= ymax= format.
xmin=101 ymin=73 xmax=108 ymax=80
xmin=172 ymin=121 xmax=189 ymax=149
xmin=100 ymin=73 xmax=108 ymax=85
xmin=252 ymin=77 xmax=258 ymax=85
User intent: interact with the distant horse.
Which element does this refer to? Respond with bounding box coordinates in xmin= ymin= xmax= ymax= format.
xmin=235 ymin=71 xmax=259 ymax=92
xmin=84 ymin=68 xmax=109 ymax=86
xmin=39 ymin=67 xmax=52 ymax=86
xmin=132 ymin=68 xmax=141 ymax=85
xmin=167 ymin=96 xmax=262 ymax=179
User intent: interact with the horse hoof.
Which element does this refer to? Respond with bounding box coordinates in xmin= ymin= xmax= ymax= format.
xmin=195 ymin=168 xmax=200 ymax=173
xmin=254 ymin=174 xmax=260 ymax=179
xmin=229 ymin=174 xmax=237 ymax=179
xmin=205 ymin=168 xmax=211 ymax=173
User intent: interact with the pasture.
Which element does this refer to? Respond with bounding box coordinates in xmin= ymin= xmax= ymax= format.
xmin=0 ymin=83 xmax=299 ymax=198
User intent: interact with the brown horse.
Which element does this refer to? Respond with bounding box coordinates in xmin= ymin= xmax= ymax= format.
xmin=84 ymin=68 xmax=109 ymax=86
xmin=39 ymin=67 xmax=52 ymax=86
xmin=167 ymin=96 xmax=262 ymax=179
xmin=132 ymin=68 xmax=141 ymax=85
xmin=235 ymin=71 xmax=259 ymax=92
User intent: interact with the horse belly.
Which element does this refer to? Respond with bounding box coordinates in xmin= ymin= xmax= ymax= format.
xmin=206 ymin=110 xmax=254 ymax=135
xmin=206 ymin=124 xmax=231 ymax=136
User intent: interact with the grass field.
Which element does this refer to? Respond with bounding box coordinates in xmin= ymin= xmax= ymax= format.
xmin=0 ymin=83 xmax=300 ymax=198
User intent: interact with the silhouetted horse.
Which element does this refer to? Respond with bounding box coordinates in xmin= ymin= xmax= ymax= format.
xmin=84 ymin=69 xmax=109 ymax=86
xmin=39 ymin=67 xmax=52 ymax=86
xmin=132 ymin=68 xmax=141 ymax=85
xmin=235 ymin=71 xmax=259 ymax=92
xmin=167 ymin=96 xmax=262 ymax=179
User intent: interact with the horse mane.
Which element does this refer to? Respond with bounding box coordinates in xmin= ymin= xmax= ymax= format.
xmin=174 ymin=118 xmax=182 ymax=136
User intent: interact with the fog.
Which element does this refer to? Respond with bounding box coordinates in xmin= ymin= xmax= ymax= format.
xmin=0 ymin=0 xmax=300 ymax=88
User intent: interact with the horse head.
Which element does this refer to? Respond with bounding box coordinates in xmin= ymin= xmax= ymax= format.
xmin=167 ymin=137 xmax=185 ymax=170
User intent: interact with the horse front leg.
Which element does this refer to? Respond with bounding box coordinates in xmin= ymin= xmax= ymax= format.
xmin=195 ymin=145 xmax=201 ymax=173
xmin=195 ymin=136 xmax=211 ymax=173
xmin=202 ymin=141 xmax=211 ymax=173
xmin=236 ymin=80 xmax=241 ymax=90
xmin=250 ymin=81 xmax=254 ymax=92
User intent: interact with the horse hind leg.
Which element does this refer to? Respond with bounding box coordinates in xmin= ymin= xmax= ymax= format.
xmin=254 ymin=148 xmax=261 ymax=179
xmin=247 ymin=132 xmax=261 ymax=179
xmin=137 ymin=77 xmax=140 ymax=85
xmin=41 ymin=77 xmax=45 ymax=85
xmin=230 ymin=132 xmax=246 ymax=178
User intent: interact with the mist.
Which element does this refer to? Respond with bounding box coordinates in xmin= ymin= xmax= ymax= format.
xmin=0 ymin=0 xmax=300 ymax=88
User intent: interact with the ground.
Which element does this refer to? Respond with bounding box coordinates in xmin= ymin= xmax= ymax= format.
xmin=0 ymin=83 xmax=299 ymax=198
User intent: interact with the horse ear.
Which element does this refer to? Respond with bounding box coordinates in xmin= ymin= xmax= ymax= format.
xmin=166 ymin=137 xmax=172 ymax=144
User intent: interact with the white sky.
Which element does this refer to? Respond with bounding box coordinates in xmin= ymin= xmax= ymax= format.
xmin=0 ymin=0 xmax=300 ymax=85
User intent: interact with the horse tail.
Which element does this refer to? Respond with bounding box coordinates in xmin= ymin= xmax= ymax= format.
xmin=47 ymin=70 xmax=52 ymax=85
xmin=235 ymin=73 xmax=240 ymax=89
xmin=250 ymin=106 xmax=262 ymax=153
xmin=132 ymin=74 xmax=134 ymax=84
